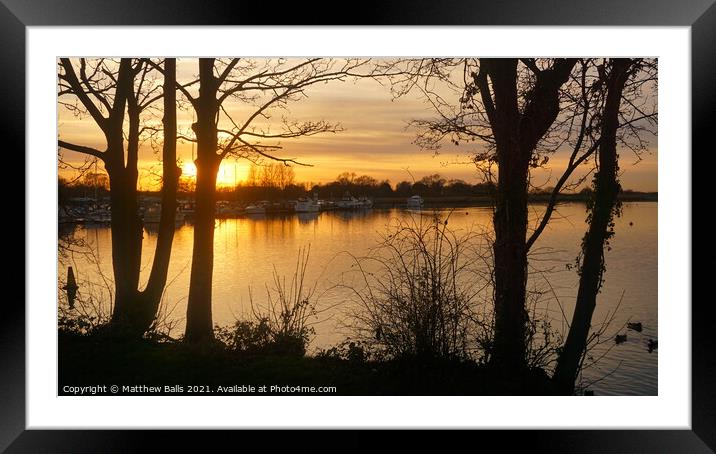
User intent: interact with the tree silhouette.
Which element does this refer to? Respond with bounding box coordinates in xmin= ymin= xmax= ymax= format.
xmin=387 ymin=58 xmax=577 ymax=371
xmin=384 ymin=58 xmax=655 ymax=375
xmin=553 ymin=58 xmax=652 ymax=393
xmin=473 ymin=58 xmax=578 ymax=372
xmin=58 ymin=58 xmax=178 ymax=335
xmin=158 ymin=58 xmax=371 ymax=342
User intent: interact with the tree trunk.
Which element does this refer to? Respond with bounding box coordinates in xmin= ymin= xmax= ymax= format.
xmin=479 ymin=58 xmax=577 ymax=373
xmin=130 ymin=58 xmax=180 ymax=334
xmin=185 ymin=58 xmax=220 ymax=342
xmin=492 ymin=156 xmax=531 ymax=371
xmin=483 ymin=59 xmax=531 ymax=372
xmin=60 ymin=58 xmax=180 ymax=337
xmin=106 ymin=59 xmax=143 ymax=326
xmin=553 ymin=58 xmax=633 ymax=394
xmin=107 ymin=166 xmax=143 ymax=323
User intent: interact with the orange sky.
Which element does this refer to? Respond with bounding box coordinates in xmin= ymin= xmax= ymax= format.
xmin=58 ymin=58 xmax=658 ymax=191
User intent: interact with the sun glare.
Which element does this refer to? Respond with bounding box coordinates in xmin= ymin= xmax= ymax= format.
xmin=181 ymin=162 xmax=197 ymax=179
xmin=180 ymin=161 xmax=248 ymax=186
xmin=217 ymin=162 xmax=249 ymax=187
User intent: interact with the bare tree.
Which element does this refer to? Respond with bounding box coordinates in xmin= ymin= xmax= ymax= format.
xmin=474 ymin=59 xmax=578 ymax=372
xmin=552 ymin=58 xmax=647 ymax=393
xmin=161 ymin=58 xmax=371 ymax=342
xmin=386 ymin=58 xmax=577 ymax=371
xmin=58 ymin=58 xmax=178 ymax=335
xmin=525 ymin=59 xmax=657 ymax=252
xmin=257 ymin=162 xmax=295 ymax=189
xmin=383 ymin=58 xmax=656 ymax=376
xmin=129 ymin=58 xmax=180 ymax=332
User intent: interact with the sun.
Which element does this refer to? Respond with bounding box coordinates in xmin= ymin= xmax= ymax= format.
xmin=180 ymin=161 xmax=249 ymax=187
xmin=181 ymin=162 xmax=197 ymax=179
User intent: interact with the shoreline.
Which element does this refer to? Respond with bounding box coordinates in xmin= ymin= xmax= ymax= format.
xmin=371 ymin=192 xmax=658 ymax=208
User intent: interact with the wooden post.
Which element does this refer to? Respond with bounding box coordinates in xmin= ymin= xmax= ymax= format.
xmin=63 ymin=266 xmax=79 ymax=309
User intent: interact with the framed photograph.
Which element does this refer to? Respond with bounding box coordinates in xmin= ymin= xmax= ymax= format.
xmin=9 ymin=0 xmax=711 ymax=450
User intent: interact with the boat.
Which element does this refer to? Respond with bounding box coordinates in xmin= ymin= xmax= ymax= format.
xmin=265 ymin=201 xmax=294 ymax=214
xmin=175 ymin=201 xmax=196 ymax=220
xmin=245 ymin=201 xmax=268 ymax=215
xmin=336 ymin=191 xmax=359 ymax=209
xmin=295 ymin=197 xmax=319 ymax=213
xmin=215 ymin=201 xmax=243 ymax=217
xmin=357 ymin=196 xmax=373 ymax=209
xmin=85 ymin=205 xmax=112 ymax=223
xmin=317 ymin=200 xmax=336 ymax=211
xmin=142 ymin=204 xmax=162 ymax=223
xmin=406 ymin=195 xmax=424 ymax=209
xmin=337 ymin=191 xmax=373 ymax=210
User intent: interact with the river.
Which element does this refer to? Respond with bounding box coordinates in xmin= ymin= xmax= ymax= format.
xmin=58 ymin=201 xmax=657 ymax=395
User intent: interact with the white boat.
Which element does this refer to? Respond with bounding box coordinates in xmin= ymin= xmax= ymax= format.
xmin=245 ymin=201 xmax=268 ymax=215
xmin=295 ymin=197 xmax=319 ymax=213
xmin=336 ymin=192 xmax=359 ymax=209
xmin=357 ymin=196 xmax=373 ymax=209
xmin=406 ymin=195 xmax=424 ymax=209
xmin=317 ymin=200 xmax=335 ymax=211
xmin=216 ymin=201 xmax=243 ymax=216
xmin=337 ymin=192 xmax=373 ymax=209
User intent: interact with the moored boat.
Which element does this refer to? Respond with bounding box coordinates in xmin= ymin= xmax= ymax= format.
xmin=295 ymin=197 xmax=319 ymax=212
xmin=337 ymin=191 xmax=373 ymax=210
xmin=406 ymin=195 xmax=424 ymax=209
xmin=245 ymin=201 xmax=269 ymax=215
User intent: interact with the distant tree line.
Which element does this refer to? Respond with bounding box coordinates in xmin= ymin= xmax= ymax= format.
xmin=58 ymin=174 xmax=109 ymax=204
xmin=226 ymin=169 xmax=497 ymax=202
xmin=60 ymin=165 xmax=651 ymax=205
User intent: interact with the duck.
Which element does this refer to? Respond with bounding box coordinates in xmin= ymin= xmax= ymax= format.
xmin=647 ymin=339 xmax=658 ymax=353
xmin=627 ymin=322 xmax=643 ymax=332
xmin=615 ymin=334 xmax=627 ymax=344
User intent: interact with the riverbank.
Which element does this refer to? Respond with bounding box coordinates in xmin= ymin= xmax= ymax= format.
xmin=58 ymin=331 xmax=555 ymax=396
xmin=370 ymin=191 xmax=657 ymax=208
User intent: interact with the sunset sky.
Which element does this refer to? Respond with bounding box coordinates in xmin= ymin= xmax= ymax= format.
xmin=58 ymin=58 xmax=657 ymax=191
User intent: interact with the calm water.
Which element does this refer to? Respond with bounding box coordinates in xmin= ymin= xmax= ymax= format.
xmin=58 ymin=202 xmax=657 ymax=395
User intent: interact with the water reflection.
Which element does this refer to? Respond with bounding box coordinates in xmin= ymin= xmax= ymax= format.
xmin=296 ymin=212 xmax=319 ymax=224
xmin=58 ymin=202 xmax=657 ymax=395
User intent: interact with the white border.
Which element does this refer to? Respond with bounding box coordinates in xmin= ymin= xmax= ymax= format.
xmin=27 ymin=26 xmax=690 ymax=429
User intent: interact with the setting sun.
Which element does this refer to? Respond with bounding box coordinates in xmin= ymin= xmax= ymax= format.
xmin=179 ymin=160 xmax=248 ymax=187
xmin=181 ymin=162 xmax=197 ymax=179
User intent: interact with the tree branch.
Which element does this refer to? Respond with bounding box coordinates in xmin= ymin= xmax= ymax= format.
xmin=520 ymin=58 xmax=541 ymax=75
xmin=58 ymin=140 xmax=106 ymax=160
xmin=59 ymin=58 xmax=108 ymax=133
xmin=222 ymin=136 xmax=312 ymax=166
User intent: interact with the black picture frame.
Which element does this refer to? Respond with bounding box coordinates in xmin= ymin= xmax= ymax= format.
xmin=6 ymin=0 xmax=710 ymax=451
